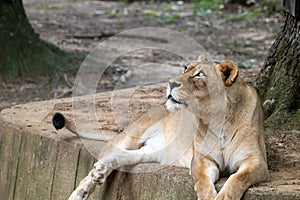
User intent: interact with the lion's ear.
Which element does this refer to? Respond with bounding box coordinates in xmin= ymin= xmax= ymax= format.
xmin=197 ymin=55 xmax=206 ymax=62
xmin=218 ymin=60 xmax=239 ymax=87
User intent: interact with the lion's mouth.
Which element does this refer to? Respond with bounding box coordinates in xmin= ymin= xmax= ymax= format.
xmin=167 ymin=95 xmax=182 ymax=105
xmin=166 ymin=94 xmax=187 ymax=111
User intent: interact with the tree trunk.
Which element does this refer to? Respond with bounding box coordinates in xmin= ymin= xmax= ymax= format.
xmin=255 ymin=12 xmax=300 ymax=128
xmin=0 ymin=0 xmax=72 ymax=77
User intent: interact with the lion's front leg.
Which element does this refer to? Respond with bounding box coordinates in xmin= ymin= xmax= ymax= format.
xmin=68 ymin=161 xmax=112 ymax=200
xmin=68 ymin=175 xmax=95 ymax=200
xmin=68 ymin=176 xmax=93 ymax=200
xmin=69 ymin=145 xmax=158 ymax=200
xmin=68 ymin=114 xmax=166 ymax=199
xmin=192 ymin=152 xmax=219 ymax=200
xmin=215 ymin=160 xmax=268 ymax=200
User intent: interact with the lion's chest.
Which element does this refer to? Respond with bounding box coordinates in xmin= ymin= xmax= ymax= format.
xmin=141 ymin=110 xmax=195 ymax=167
xmin=196 ymin=128 xmax=241 ymax=174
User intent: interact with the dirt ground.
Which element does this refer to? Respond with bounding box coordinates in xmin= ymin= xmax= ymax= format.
xmin=1 ymin=0 xmax=282 ymax=109
xmin=0 ymin=0 xmax=299 ymax=196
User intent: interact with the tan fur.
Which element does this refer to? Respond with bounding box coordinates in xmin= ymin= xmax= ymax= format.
xmin=168 ymin=58 xmax=268 ymax=200
xmin=61 ymin=56 xmax=268 ymax=200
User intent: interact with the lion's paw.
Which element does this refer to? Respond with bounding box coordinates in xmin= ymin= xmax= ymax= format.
xmin=91 ymin=161 xmax=108 ymax=184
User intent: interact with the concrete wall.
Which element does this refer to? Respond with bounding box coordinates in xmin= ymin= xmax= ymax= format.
xmin=0 ymin=87 xmax=299 ymax=199
xmin=0 ymin=118 xmax=197 ymax=200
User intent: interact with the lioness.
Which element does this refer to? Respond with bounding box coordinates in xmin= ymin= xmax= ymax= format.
xmin=53 ymin=56 xmax=268 ymax=200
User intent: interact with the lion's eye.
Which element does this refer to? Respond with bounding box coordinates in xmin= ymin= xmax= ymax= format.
xmin=195 ymin=70 xmax=205 ymax=78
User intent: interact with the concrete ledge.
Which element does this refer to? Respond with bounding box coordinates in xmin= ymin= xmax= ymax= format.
xmin=0 ymin=86 xmax=299 ymax=200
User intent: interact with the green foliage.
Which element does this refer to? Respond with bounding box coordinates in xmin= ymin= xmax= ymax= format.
xmin=162 ymin=12 xmax=180 ymax=23
xmin=162 ymin=2 xmax=174 ymax=11
xmin=190 ymin=0 xmax=281 ymax=21
xmin=138 ymin=1 xmax=183 ymax=23
xmin=260 ymin=0 xmax=282 ymax=13
xmin=140 ymin=10 xmax=180 ymax=23
xmin=225 ymin=7 xmax=266 ymax=22
xmin=108 ymin=9 xmax=119 ymax=17
xmin=141 ymin=10 xmax=160 ymax=17
xmin=191 ymin=0 xmax=227 ymax=14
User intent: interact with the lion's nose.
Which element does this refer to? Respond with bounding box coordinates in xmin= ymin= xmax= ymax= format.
xmin=169 ymin=81 xmax=181 ymax=91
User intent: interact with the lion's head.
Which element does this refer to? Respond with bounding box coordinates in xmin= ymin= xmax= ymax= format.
xmin=166 ymin=56 xmax=239 ymax=113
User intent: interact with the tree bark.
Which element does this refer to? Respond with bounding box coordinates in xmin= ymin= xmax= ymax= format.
xmin=255 ymin=12 xmax=300 ymax=127
xmin=0 ymin=0 xmax=72 ymax=77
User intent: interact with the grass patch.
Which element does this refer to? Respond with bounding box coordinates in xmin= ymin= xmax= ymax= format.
xmin=226 ymin=12 xmax=251 ymax=21
xmin=37 ymin=3 xmax=61 ymax=10
xmin=140 ymin=10 xmax=180 ymax=23
xmin=141 ymin=10 xmax=161 ymax=17
xmin=162 ymin=2 xmax=174 ymax=11
xmin=225 ymin=7 xmax=264 ymax=22
xmin=162 ymin=12 xmax=180 ymax=23
xmin=108 ymin=9 xmax=120 ymax=18
xmin=191 ymin=0 xmax=227 ymax=15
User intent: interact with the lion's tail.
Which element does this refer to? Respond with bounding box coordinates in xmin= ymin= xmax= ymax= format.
xmin=52 ymin=112 xmax=117 ymax=141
